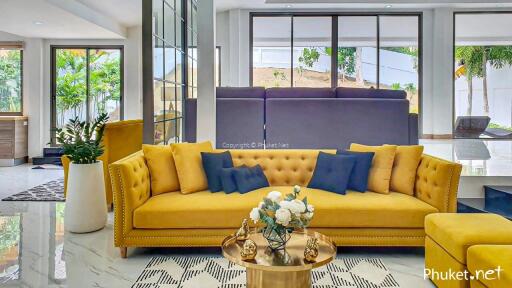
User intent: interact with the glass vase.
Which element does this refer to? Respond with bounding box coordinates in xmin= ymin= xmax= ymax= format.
xmin=262 ymin=226 xmax=291 ymax=251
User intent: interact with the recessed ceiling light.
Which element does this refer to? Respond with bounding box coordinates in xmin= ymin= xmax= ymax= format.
xmin=385 ymin=4 xmax=393 ymax=8
xmin=33 ymin=21 xmax=44 ymax=25
xmin=285 ymin=4 xmax=293 ymax=8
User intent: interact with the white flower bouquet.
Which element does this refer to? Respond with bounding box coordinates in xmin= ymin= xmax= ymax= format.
xmin=249 ymin=185 xmax=314 ymax=250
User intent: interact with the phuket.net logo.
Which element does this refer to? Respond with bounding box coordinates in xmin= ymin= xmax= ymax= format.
xmin=424 ymin=267 xmax=503 ymax=281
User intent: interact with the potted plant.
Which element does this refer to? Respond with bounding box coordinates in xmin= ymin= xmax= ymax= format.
xmin=56 ymin=113 xmax=109 ymax=233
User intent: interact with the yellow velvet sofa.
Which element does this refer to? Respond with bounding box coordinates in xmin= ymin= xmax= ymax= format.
xmin=109 ymin=149 xmax=462 ymax=258
xmin=62 ymin=119 xmax=143 ymax=207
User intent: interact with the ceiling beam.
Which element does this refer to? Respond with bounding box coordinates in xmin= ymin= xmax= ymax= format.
xmin=46 ymin=0 xmax=127 ymax=38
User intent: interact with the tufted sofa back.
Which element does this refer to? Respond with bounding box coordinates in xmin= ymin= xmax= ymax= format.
xmin=228 ymin=149 xmax=336 ymax=186
xmin=414 ymin=154 xmax=462 ymax=212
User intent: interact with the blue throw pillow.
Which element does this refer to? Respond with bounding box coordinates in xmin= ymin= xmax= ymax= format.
xmin=220 ymin=166 xmax=244 ymax=194
xmin=308 ymin=152 xmax=356 ymax=195
xmin=201 ymin=151 xmax=234 ymax=192
xmin=337 ymin=150 xmax=375 ymax=192
xmin=232 ymin=165 xmax=269 ymax=194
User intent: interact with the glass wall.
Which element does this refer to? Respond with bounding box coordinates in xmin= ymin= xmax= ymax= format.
xmin=52 ymin=47 xmax=122 ymax=141
xmin=152 ymin=0 xmax=188 ymax=144
xmin=250 ymin=13 xmax=421 ymax=113
xmin=454 ymin=13 xmax=512 ymax=139
xmin=0 ymin=47 xmax=22 ymax=114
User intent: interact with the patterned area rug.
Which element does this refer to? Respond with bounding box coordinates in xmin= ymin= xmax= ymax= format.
xmin=132 ymin=256 xmax=399 ymax=288
xmin=2 ymin=178 xmax=65 ymax=202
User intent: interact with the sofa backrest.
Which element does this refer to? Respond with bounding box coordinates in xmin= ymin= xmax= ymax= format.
xmin=335 ymin=87 xmax=406 ymax=99
xmin=265 ymin=98 xmax=411 ymax=149
xmin=184 ymin=87 xmax=265 ymax=148
xmin=228 ymin=149 xmax=335 ymax=186
xmin=266 ymin=87 xmax=335 ymax=98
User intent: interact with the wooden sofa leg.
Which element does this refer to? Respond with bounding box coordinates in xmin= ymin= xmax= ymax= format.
xmin=120 ymin=247 xmax=127 ymax=258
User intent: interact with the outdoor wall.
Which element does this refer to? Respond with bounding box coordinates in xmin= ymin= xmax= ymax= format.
xmin=0 ymin=27 xmax=142 ymax=158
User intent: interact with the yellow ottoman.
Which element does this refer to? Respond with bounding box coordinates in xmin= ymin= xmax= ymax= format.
xmin=467 ymin=245 xmax=512 ymax=288
xmin=425 ymin=213 xmax=512 ymax=288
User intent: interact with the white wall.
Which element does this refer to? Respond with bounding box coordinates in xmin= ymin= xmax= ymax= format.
xmin=0 ymin=27 xmax=142 ymax=158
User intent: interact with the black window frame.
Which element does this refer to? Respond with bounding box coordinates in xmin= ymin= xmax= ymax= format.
xmin=0 ymin=46 xmax=23 ymax=116
xmin=249 ymin=12 xmax=423 ymax=126
xmin=50 ymin=45 xmax=124 ymax=145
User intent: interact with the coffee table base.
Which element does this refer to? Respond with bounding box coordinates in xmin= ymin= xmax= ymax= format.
xmin=246 ymin=268 xmax=311 ymax=288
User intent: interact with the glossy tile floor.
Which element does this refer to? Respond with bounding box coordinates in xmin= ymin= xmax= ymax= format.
xmin=421 ymin=139 xmax=512 ymax=176
xmin=0 ymin=160 xmax=451 ymax=287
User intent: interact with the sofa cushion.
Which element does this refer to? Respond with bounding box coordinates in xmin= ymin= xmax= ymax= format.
xmin=425 ymin=213 xmax=512 ymax=264
xmin=390 ymin=145 xmax=424 ymax=195
xmin=350 ymin=144 xmax=397 ymax=194
xmin=220 ymin=167 xmax=240 ymax=194
xmin=142 ymin=144 xmax=180 ymax=195
xmin=171 ymin=141 xmax=213 ymax=194
xmin=336 ymin=150 xmax=374 ymax=192
xmin=467 ymin=245 xmax=512 ymax=288
xmin=232 ymin=165 xmax=269 ymax=193
xmin=308 ymin=152 xmax=355 ymax=194
xmin=201 ymin=151 xmax=234 ymax=192
xmin=133 ymin=186 xmax=438 ymax=229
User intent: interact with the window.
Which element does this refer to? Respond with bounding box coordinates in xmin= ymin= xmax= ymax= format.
xmin=252 ymin=16 xmax=292 ymax=87
xmin=51 ymin=47 xmax=123 ymax=143
xmin=379 ymin=16 xmax=420 ymax=113
xmin=0 ymin=44 xmax=22 ymax=115
xmin=338 ymin=16 xmax=377 ymax=88
xmin=250 ymin=13 xmax=421 ymax=113
xmin=454 ymin=12 xmax=512 ymax=139
xmin=151 ymin=0 xmax=187 ymax=145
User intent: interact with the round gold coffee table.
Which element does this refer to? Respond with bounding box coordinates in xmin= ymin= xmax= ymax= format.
xmin=221 ymin=230 xmax=337 ymax=288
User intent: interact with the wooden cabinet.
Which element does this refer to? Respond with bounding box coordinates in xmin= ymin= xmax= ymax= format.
xmin=0 ymin=116 xmax=28 ymax=166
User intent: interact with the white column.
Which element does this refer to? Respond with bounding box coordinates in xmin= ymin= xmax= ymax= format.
xmin=431 ymin=8 xmax=455 ymax=136
xmin=197 ymin=0 xmax=216 ymax=145
xmin=124 ymin=26 xmax=143 ymax=120
xmin=24 ymin=38 xmax=45 ymax=158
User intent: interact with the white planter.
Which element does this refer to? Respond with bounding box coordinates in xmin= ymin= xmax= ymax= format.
xmin=65 ymin=161 xmax=107 ymax=233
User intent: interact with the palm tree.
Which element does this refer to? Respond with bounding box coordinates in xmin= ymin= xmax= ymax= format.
xmin=485 ymin=46 xmax=512 ymax=115
xmin=455 ymin=46 xmax=484 ymax=116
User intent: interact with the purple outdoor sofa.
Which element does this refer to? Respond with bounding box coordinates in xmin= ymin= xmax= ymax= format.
xmin=184 ymin=87 xmax=419 ymax=149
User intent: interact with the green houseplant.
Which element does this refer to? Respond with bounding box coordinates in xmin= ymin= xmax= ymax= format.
xmin=56 ymin=113 xmax=110 ymax=233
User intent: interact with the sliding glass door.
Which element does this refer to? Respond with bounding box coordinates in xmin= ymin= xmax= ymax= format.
xmin=51 ymin=46 xmax=123 ymax=143
xmin=454 ymin=12 xmax=512 ymax=139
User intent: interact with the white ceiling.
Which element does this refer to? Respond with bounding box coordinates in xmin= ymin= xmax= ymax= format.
xmin=0 ymin=0 xmax=137 ymax=39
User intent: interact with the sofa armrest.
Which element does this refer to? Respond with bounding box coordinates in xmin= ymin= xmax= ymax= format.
xmin=415 ymin=154 xmax=462 ymax=212
xmin=109 ymin=151 xmax=150 ymax=247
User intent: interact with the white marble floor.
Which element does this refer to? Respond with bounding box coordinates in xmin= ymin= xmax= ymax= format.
xmin=0 ymin=165 xmax=436 ymax=287
xmin=421 ymin=139 xmax=512 ymax=177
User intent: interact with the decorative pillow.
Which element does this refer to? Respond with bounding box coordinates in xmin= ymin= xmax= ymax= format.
xmin=171 ymin=141 xmax=213 ymax=194
xmin=220 ymin=166 xmax=245 ymax=194
xmin=337 ymin=150 xmax=374 ymax=192
xmin=201 ymin=151 xmax=234 ymax=192
xmin=349 ymin=143 xmax=397 ymax=194
xmin=232 ymin=165 xmax=269 ymax=194
xmin=390 ymin=145 xmax=424 ymax=195
xmin=308 ymin=152 xmax=356 ymax=195
xmin=142 ymin=144 xmax=180 ymax=195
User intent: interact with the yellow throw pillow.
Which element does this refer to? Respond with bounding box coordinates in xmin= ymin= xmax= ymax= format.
xmin=349 ymin=143 xmax=397 ymax=194
xmin=142 ymin=145 xmax=180 ymax=195
xmin=171 ymin=141 xmax=213 ymax=194
xmin=390 ymin=145 xmax=424 ymax=195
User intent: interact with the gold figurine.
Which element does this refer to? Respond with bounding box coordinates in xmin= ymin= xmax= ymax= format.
xmin=240 ymin=239 xmax=258 ymax=261
xmin=235 ymin=219 xmax=250 ymax=241
xmin=304 ymin=237 xmax=319 ymax=262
